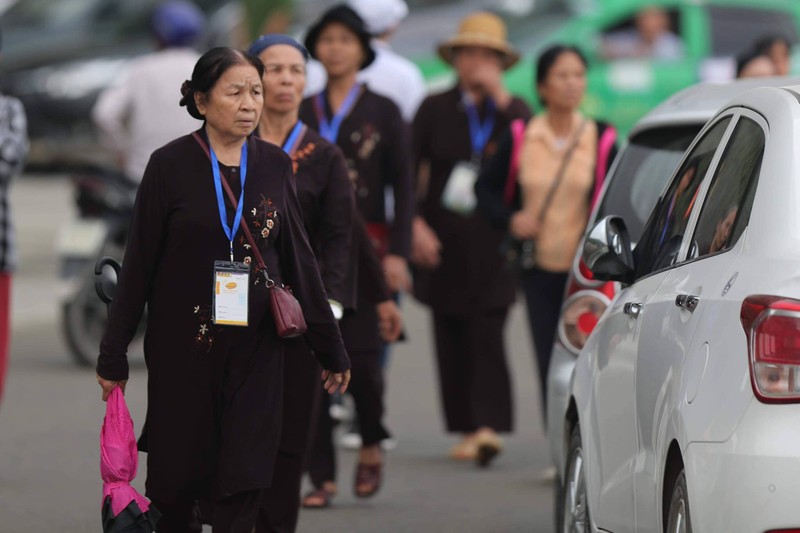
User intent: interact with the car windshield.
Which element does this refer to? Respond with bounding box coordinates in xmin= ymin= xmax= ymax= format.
xmin=598 ymin=124 xmax=701 ymax=240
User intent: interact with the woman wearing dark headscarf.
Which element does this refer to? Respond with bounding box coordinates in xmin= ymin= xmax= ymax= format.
xmin=247 ymin=35 xmax=401 ymax=527
xmin=95 ymin=47 xmax=350 ymax=533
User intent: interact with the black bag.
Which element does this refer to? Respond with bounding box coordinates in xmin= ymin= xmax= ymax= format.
xmin=504 ymin=120 xmax=587 ymax=271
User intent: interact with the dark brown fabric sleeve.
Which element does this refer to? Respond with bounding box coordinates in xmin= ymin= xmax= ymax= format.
xmin=317 ymin=145 xmax=354 ymax=306
xmin=411 ymin=96 xmax=433 ymax=211
xmin=96 ymin=152 xmax=169 ymax=381
xmin=277 ymin=157 xmax=350 ymax=372
xmin=383 ymin=101 xmax=414 ymax=258
xmin=502 ymin=97 xmax=533 ymax=124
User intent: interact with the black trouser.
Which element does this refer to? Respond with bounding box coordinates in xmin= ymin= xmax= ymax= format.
xmin=307 ymin=348 xmax=389 ymax=487
xmin=154 ymin=490 xmax=262 ymax=533
xmin=257 ymin=449 xmax=305 ymax=533
xmin=520 ymin=267 xmax=569 ymax=410
xmin=432 ymin=309 xmax=512 ymax=433
xmin=257 ymin=339 xmax=321 ymax=532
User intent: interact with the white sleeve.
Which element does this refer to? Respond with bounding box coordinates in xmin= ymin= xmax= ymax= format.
xmin=402 ymin=66 xmax=428 ymax=124
xmin=91 ymin=73 xmax=133 ymax=153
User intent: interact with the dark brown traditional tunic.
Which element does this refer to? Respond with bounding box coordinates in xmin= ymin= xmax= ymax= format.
xmin=299 ymin=85 xmax=413 ymax=260
xmin=270 ymin=126 xmax=360 ymax=455
xmin=412 ymin=87 xmax=532 ymax=314
xmin=96 ymin=131 xmax=349 ymax=505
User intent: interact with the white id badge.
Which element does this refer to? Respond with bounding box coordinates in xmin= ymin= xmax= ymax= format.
xmin=212 ymin=261 xmax=250 ymax=327
xmin=441 ymin=161 xmax=479 ymax=215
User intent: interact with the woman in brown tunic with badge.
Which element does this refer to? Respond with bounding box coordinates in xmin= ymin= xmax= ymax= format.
xmin=411 ymin=12 xmax=531 ymax=467
xmin=248 ymin=34 xmax=401 ymax=527
xmin=299 ymin=4 xmax=414 ymax=299
xmin=297 ymin=4 xmax=413 ymax=507
xmin=95 ymin=47 xmax=351 ymax=533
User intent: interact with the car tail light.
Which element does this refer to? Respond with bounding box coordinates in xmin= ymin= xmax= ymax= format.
xmin=741 ymin=295 xmax=800 ymax=403
xmin=765 ymin=529 xmax=800 ymax=533
xmin=558 ymin=290 xmax=611 ymax=355
xmin=572 ymin=254 xmax=604 ymax=288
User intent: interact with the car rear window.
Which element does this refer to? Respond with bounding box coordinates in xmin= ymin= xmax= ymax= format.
xmin=597 ymin=124 xmax=701 ymax=240
xmin=708 ymin=6 xmax=798 ymax=57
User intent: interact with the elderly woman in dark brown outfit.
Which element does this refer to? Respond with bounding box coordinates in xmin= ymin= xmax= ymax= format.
xmin=248 ymin=34 xmax=401 ymax=528
xmin=95 ymin=47 xmax=350 ymax=533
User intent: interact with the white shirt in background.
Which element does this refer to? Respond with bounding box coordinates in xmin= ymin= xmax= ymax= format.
xmin=92 ymin=47 xmax=202 ymax=182
xmin=357 ymin=40 xmax=426 ymax=123
xmin=305 ymin=40 xmax=427 ymax=124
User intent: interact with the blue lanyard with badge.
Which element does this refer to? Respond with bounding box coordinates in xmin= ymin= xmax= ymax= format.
xmin=441 ymin=94 xmax=496 ymax=215
xmin=313 ymin=84 xmax=362 ymax=143
xmin=210 ymin=141 xmax=250 ymax=327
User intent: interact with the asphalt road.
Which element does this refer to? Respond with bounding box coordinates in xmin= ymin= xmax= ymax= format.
xmin=1 ymin=175 xmax=557 ymax=533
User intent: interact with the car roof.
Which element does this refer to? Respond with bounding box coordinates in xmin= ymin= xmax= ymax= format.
xmin=629 ymin=76 xmax=800 ymax=136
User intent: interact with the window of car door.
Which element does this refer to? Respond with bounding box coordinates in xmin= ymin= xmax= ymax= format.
xmin=686 ymin=114 xmax=766 ymax=262
xmin=632 ymin=115 xmax=733 ymax=280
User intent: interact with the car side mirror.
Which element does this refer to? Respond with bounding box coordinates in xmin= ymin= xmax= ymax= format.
xmin=582 ymin=216 xmax=635 ymax=283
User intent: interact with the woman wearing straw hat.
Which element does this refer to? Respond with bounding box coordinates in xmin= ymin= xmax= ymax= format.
xmin=411 ymin=11 xmax=531 ymax=467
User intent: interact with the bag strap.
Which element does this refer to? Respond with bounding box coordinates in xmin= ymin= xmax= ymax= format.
xmin=537 ymin=118 xmax=588 ymax=224
xmin=192 ymin=131 xmax=274 ymax=286
xmin=503 ymin=118 xmax=527 ymax=206
xmin=591 ymin=124 xmax=617 ymax=209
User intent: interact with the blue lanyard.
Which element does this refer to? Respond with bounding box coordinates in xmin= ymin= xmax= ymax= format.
xmin=281 ymin=121 xmax=305 ymax=155
xmin=209 ymin=141 xmax=248 ymax=261
xmin=464 ymin=96 xmax=496 ymax=158
xmin=314 ymin=84 xmax=362 ymax=143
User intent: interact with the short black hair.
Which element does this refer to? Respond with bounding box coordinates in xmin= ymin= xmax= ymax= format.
xmin=735 ymin=48 xmax=767 ymax=78
xmin=754 ymin=34 xmax=791 ymax=55
xmin=535 ymin=45 xmax=588 ymax=106
xmin=179 ymin=47 xmax=265 ymax=120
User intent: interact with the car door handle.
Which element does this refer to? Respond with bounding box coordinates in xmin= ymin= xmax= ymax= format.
xmin=623 ymin=302 xmax=643 ymax=319
xmin=675 ymin=294 xmax=700 ymax=312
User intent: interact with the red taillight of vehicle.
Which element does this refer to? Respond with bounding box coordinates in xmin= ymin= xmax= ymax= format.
xmin=578 ymin=258 xmax=594 ymax=281
xmin=741 ymin=295 xmax=800 ymax=403
xmin=558 ymin=290 xmax=611 ymax=355
xmin=765 ymin=529 xmax=800 ymax=533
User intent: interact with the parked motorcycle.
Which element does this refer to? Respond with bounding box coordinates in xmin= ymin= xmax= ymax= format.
xmin=56 ymin=166 xmax=142 ymax=366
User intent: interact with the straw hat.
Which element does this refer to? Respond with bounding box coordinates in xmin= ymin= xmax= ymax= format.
xmin=437 ymin=12 xmax=520 ymax=70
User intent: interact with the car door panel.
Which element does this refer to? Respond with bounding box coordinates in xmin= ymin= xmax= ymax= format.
xmin=632 ymin=110 xmax=767 ymax=529
xmin=587 ymin=274 xmax=667 ymax=532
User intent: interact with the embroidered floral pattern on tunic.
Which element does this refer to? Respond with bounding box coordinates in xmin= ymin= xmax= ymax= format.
xmin=193 ymin=304 xmax=222 ymax=352
xmin=353 ymin=123 xmax=380 ymax=161
xmin=291 ymin=142 xmax=316 ymax=174
xmin=241 ymin=195 xmax=278 ymax=285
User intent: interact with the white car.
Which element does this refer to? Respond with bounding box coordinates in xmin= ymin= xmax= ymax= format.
xmin=547 ymin=76 xmax=800 ymax=491
xmin=562 ymin=83 xmax=800 ymax=532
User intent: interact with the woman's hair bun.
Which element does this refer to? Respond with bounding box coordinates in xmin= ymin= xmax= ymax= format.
xmin=180 ymin=79 xmax=192 ymax=98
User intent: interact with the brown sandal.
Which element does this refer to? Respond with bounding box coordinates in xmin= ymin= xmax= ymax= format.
xmin=474 ymin=431 xmax=504 ymax=468
xmin=354 ymin=462 xmax=383 ymax=498
xmin=302 ymin=487 xmax=335 ymax=509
